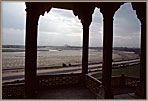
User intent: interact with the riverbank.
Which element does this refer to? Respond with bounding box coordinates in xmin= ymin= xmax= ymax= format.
xmin=2 ymin=49 xmax=139 ymax=70
xmin=2 ymin=59 xmax=140 ymax=84
xmin=91 ymin=64 xmax=140 ymax=79
xmin=2 ymin=49 xmax=140 ymax=83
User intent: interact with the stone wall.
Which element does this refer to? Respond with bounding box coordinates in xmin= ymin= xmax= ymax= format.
xmin=2 ymin=83 xmax=25 ymax=99
xmin=84 ymin=74 xmax=103 ymax=98
xmin=111 ymin=75 xmax=139 ymax=88
xmin=37 ymin=73 xmax=83 ymax=88
xmin=2 ymin=73 xmax=139 ymax=99
xmin=3 ymin=74 xmax=83 ymax=99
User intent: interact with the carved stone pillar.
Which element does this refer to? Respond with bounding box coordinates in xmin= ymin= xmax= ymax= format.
xmin=25 ymin=5 xmax=40 ymax=98
xmin=82 ymin=20 xmax=90 ymax=74
xmin=73 ymin=5 xmax=94 ymax=75
xmin=139 ymin=16 xmax=146 ymax=99
xmin=100 ymin=3 xmax=123 ymax=99
xmin=102 ymin=14 xmax=114 ymax=99
xmin=132 ymin=2 xmax=146 ymax=99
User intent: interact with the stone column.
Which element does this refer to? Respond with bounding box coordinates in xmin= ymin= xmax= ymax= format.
xmin=139 ymin=16 xmax=146 ymax=99
xmin=132 ymin=2 xmax=146 ymax=98
xmin=100 ymin=3 xmax=123 ymax=98
xmin=82 ymin=20 xmax=90 ymax=74
xmin=140 ymin=18 xmax=146 ymax=98
xmin=102 ymin=14 xmax=114 ymax=99
xmin=72 ymin=5 xmax=94 ymax=75
xmin=25 ymin=6 xmax=40 ymax=98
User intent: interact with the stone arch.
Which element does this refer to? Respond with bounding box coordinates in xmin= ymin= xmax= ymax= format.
xmin=89 ymin=7 xmax=103 ymax=76
xmin=37 ymin=7 xmax=83 ymax=73
xmin=131 ymin=2 xmax=146 ymax=99
xmin=25 ymin=2 xmax=137 ymax=99
xmin=25 ymin=3 xmax=95 ymax=98
xmin=113 ymin=2 xmax=141 ymax=48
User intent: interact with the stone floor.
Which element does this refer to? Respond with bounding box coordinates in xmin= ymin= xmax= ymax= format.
xmin=114 ymin=93 xmax=140 ymax=99
xmin=34 ymin=85 xmax=141 ymax=99
xmin=113 ymin=86 xmax=135 ymax=95
xmin=35 ymin=85 xmax=97 ymax=99
xmin=113 ymin=87 xmax=141 ymax=99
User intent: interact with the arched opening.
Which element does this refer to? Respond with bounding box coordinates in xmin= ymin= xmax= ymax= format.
xmin=113 ymin=3 xmax=141 ymax=78
xmin=37 ymin=8 xmax=83 ymax=75
xmin=89 ymin=7 xmax=103 ymax=79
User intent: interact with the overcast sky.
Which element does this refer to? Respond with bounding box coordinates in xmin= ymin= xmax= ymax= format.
xmin=2 ymin=2 xmax=141 ymax=48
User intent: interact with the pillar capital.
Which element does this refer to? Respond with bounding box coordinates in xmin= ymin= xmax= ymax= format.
xmin=25 ymin=2 xmax=51 ymax=17
xmin=25 ymin=2 xmax=40 ymax=14
xmin=132 ymin=2 xmax=146 ymax=24
xmin=73 ymin=5 xmax=94 ymax=27
xmin=100 ymin=3 xmax=124 ymax=19
xmin=81 ymin=18 xmax=91 ymax=29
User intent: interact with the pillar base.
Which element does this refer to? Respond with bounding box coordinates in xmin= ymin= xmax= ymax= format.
xmin=99 ymin=86 xmax=114 ymax=99
xmin=104 ymin=89 xmax=114 ymax=99
xmin=135 ymin=81 xmax=145 ymax=99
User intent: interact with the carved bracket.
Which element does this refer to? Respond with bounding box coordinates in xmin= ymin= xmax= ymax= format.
xmin=132 ymin=2 xmax=146 ymax=24
xmin=100 ymin=2 xmax=124 ymax=19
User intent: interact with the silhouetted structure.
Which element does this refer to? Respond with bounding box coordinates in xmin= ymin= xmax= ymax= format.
xmin=2 ymin=2 xmax=146 ymax=99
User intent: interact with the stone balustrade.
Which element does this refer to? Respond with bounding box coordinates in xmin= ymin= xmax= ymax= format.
xmin=2 ymin=73 xmax=139 ymax=99
xmin=2 ymin=83 xmax=25 ymax=99
xmin=111 ymin=75 xmax=139 ymax=88
xmin=37 ymin=73 xmax=83 ymax=88
xmin=84 ymin=74 xmax=102 ymax=97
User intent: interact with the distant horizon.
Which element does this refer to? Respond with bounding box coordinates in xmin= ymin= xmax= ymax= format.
xmin=2 ymin=44 xmax=141 ymax=49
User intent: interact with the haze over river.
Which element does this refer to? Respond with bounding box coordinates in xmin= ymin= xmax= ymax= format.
xmin=2 ymin=47 xmax=139 ymax=72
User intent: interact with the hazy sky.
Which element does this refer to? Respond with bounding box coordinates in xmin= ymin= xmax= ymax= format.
xmin=2 ymin=2 xmax=141 ymax=48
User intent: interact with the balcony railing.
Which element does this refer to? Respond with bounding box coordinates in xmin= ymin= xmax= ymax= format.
xmin=111 ymin=74 xmax=139 ymax=88
xmin=2 ymin=73 xmax=139 ymax=99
